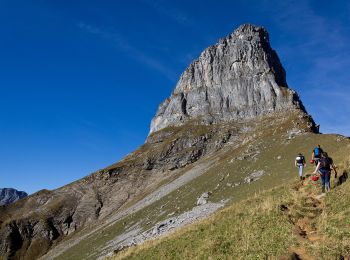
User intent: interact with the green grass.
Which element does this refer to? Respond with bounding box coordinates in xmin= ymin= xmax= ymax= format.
xmin=115 ymin=185 xmax=298 ymax=259
xmin=314 ymin=154 xmax=350 ymax=258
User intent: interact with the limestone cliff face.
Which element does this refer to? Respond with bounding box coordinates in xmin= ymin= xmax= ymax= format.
xmin=150 ymin=24 xmax=305 ymax=134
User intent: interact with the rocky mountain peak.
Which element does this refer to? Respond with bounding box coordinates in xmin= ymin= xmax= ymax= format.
xmin=0 ymin=188 xmax=28 ymax=206
xmin=150 ymin=24 xmax=306 ymax=134
xmin=232 ymin=23 xmax=268 ymax=40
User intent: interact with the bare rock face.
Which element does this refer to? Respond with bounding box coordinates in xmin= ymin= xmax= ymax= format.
xmin=150 ymin=24 xmax=305 ymax=134
xmin=0 ymin=188 xmax=27 ymax=206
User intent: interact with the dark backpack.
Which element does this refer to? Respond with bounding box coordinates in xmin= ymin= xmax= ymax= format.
xmin=319 ymin=157 xmax=331 ymax=170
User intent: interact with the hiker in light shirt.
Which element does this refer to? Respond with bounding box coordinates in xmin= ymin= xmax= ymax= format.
xmin=295 ymin=153 xmax=306 ymax=181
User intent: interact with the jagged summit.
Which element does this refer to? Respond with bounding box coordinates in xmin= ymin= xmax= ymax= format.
xmin=150 ymin=24 xmax=306 ymax=134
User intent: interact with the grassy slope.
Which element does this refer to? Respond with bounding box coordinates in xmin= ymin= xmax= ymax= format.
xmin=115 ymin=151 xmax=350 ymax=260
xmin=116 ymin=185 xmax=297 ymax=259
xmin=115 ymin=141 xmax=350 ymax=259
xmin=54 ymin=112 xmax=350 ymax=259
xmin=316 ymin=153 xmax=350 ymax=258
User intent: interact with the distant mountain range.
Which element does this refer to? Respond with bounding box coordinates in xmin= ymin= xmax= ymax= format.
xmin=0 ymin=188 xmax=28 ymax=206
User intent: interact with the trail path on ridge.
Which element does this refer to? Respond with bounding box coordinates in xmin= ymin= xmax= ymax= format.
xmin=280 ymin=175 xmax=326 ymax=260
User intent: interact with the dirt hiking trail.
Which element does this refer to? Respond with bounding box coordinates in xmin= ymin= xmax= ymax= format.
xmin=280 ymin=175 xmax=327 ymax=260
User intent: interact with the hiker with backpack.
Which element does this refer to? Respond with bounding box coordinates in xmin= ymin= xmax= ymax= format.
xmin=313 ymin=152 xmax=337 ymax=193
xmin=311 ymin=145 xmax=323 ymax=167
xmin=295 ymin=153 xmax=306 ymax=180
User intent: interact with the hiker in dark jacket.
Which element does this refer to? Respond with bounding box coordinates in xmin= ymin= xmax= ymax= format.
xmin=313 ymin=152 xmax=337 ymax=193
xmin=311 ymin=144 xmax=323 ymax=167
xmin=295 ymin=153 xmax=306 ymax=180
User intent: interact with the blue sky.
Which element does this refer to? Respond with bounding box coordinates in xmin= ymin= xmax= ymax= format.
xmin=1 ymin=0 xmax=349 ymax=194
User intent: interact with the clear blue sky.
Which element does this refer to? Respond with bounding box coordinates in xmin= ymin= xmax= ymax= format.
xmin=1 ymin=0 xmax=349 ymax=194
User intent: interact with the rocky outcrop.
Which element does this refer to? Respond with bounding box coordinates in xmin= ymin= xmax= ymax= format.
xmin=0 ymin=189 xmax=98 ymax=259
xmin=150 ymin=24 xmax=306 ymax=134
xmin=196 ymin=192 xmax=211 ymax=206
xmin=0 ymin=188 xmax=27 ymax=206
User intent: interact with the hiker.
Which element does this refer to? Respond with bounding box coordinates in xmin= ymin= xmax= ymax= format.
xmin=295 ymin=153 xmax=306 ymax=180
xmin=311 ymin=145 xmax=323 ymax=167
xmin=315 ymin=124 xmax=320 ymax=133
xmin=313 ymin=152 xmax=337 ymax=193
